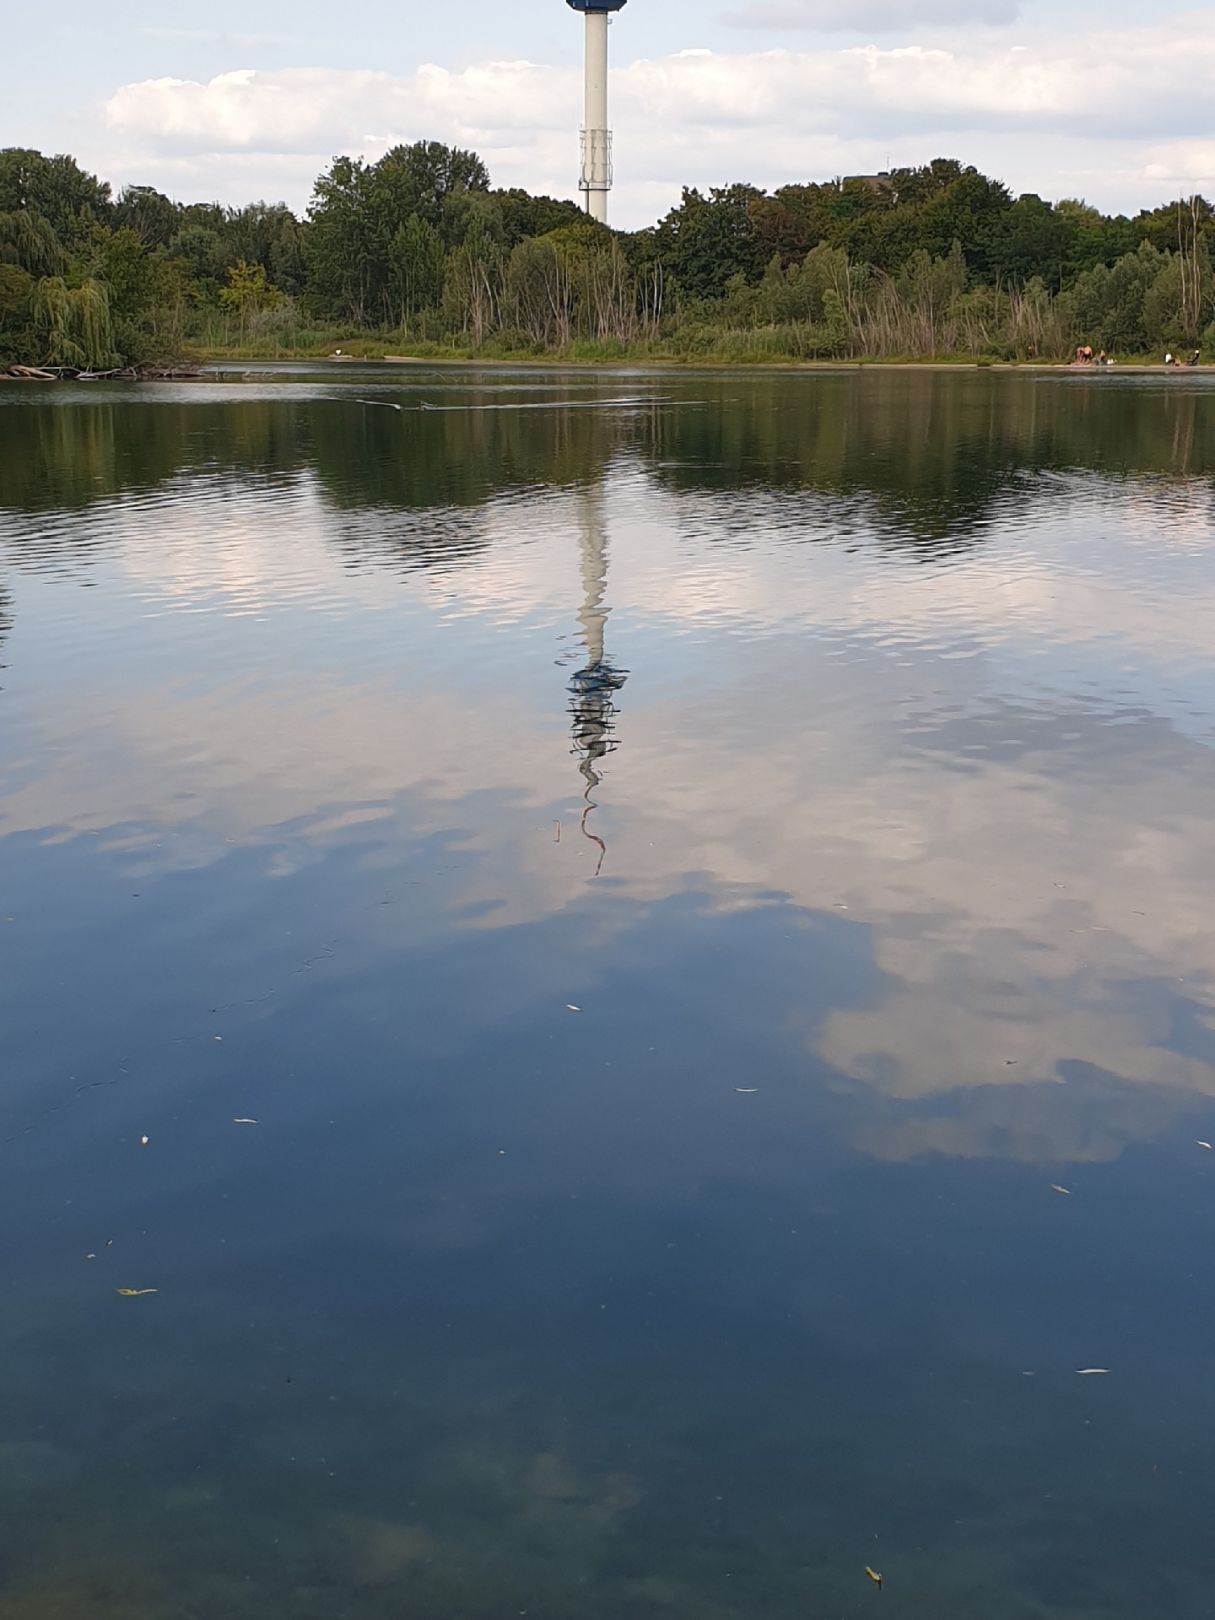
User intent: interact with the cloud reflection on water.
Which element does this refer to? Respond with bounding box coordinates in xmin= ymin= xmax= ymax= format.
xmin=1 ymin=371 xmax=1214 ymax=1181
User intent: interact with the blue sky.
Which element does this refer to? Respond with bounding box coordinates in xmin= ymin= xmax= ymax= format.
xmin=5 ymin=1 xmax=1211 ymax=225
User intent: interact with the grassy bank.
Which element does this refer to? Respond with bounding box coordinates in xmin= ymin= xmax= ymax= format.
xmin=192 ymin=334 xmax=1202 ymax=371
xmin=194 ymin=330 xmax=1026 ymax=366
xmin=188 ymin=323 xmax=1051 ymax=368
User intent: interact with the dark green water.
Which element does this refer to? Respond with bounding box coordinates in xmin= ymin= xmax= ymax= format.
xmin=1 ymin=365 xmax=1214 ymax=1620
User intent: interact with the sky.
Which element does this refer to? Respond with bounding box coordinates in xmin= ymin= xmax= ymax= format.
xmin=5 ymin=0 xmax=1214 ymax=226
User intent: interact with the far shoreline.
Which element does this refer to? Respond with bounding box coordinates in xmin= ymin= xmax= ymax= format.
xmin=6 ymin=358 xmax=1213 ymax=385
xmin=196 ymin=354 xmax=1215 ymax=376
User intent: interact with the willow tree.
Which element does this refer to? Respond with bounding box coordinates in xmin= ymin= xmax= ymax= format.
xmin=30 ymin=276 xmax=114 ymax=367
xmin=0 ymin=209 xmax=67 ymax=278
xmin=0 ymin=207 xmax=105 ymax=365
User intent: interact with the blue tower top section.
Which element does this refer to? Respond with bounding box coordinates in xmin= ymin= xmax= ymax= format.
xmin=566 ymin=0 xmax=627 ymax=11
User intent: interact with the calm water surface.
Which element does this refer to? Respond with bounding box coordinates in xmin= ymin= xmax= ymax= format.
xmin=1 ymin=366 xmax=1214 ymax=1620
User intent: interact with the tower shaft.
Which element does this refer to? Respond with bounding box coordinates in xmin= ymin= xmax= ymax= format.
xmin=580 ymin=10 xmax=611 ymax=223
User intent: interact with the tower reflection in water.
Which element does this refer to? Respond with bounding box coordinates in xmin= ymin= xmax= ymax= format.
xmin=567 ymin=483 xmax=627 ymax=876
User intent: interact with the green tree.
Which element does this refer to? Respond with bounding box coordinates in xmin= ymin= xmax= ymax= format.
xmin=114 ymin=185 xmax=181 ymax=248
xmin=223 ymin=202 xmax=307 ymax=294
xmin=913 ymin=167 xmax=1011 ymax=275
xmin=748 ymin=197 xmax=813 ymax=267
xmin=1063 ymin=242 xmax=1163 ymax=353
xmin=0 ymin=262 xmax=35 ymax=361
xmin=371 ymin=141 xmax=490 ymax=234
xmin=821 ymin=287 xmax=850 ymax=354
xmin=219 ymin=259 xmax=284 ymax=338
xmin=389 ymin=214 xmax=445 ymax=324
xmin=168 ymin=223 xmax=230 ymax=286
xmin=986 ymin=194 xmax=1069 ymax=289
xmin=443 ymin=215 xmax=501 ymax=344
xmin=0 ymin=149 xmax=111 ymax=246
xmin=306 ymin=156 xmax=377 ymax=320
xmin=440 ymin=189 xmax=506 ymax=252
xmin=1133 ymin=194 xmax=1214 ymax=255
xmin=30 ymin=276 xmax=113 ymax=367
xmin=0 ymin=209 xmax=67 ymax=277
xmin=492 ymin=188 xmax=585 ymax=247
xmin=0 ymin=261 xmax=33 ymax=314
xmin=307 ymin=142 xmax=492 ymax=323
xmin=506 ymin=234 xmax=572 ymax=347
xmin=655 ymin=184 xmax=766 ymax=301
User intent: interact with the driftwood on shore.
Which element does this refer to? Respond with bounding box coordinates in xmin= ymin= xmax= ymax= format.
xmin=1 ymin=363 xmax=200 ymax=382
xmin=3 ymin=363 xmax=139 ymax=381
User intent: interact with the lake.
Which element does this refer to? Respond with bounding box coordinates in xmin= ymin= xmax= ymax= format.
xmin=1 ymin=365 xmax=1214 ymax=1620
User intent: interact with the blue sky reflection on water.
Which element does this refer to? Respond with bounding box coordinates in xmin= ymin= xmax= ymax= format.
xmin=1 ymin=370 xmax=1215 ymax=1618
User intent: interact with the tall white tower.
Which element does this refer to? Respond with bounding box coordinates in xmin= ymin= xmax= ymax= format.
xmin=566 ymin=0 xmax=628 ymax=224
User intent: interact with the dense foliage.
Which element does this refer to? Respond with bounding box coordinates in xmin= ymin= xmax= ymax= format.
xmin=2 ymin=144 xmax=1213 ymax=366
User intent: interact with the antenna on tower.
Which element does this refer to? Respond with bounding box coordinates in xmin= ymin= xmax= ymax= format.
xmin=566 ymin=0 xmax=628 ymax=225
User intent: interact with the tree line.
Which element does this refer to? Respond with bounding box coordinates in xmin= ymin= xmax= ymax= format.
xmin=1 ymin=143 xmax=1212 ymax=368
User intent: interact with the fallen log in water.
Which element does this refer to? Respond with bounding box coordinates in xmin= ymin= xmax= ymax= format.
xmin=3 ymin=361 xmax=203 ymax=382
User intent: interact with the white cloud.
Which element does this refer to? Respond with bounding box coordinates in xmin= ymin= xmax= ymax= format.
xmin=102 ymin=62 xmax=569 ymax=156
xmin=1142 ymin=139 xmax=1215 ymax=185
xmin=95 ymin=14 xmax=1215 ymax=221
xmin=722 ymin=0 xmax=1020 ymax=30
